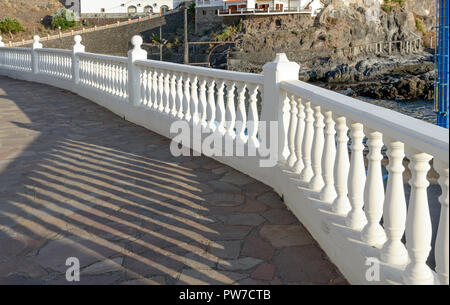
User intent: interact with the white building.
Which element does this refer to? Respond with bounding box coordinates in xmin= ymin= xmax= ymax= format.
xmin=196 ymin=0 xmax=323 ymax=13
xmin=65 ymin=0 xmax=182 ymax=18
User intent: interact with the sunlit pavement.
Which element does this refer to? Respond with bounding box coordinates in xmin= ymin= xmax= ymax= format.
xmin=0 ymin=76 xmax=346 ymax=285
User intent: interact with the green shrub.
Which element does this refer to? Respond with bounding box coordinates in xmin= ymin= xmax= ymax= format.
xmin=381 ymin=4 xmax=393 ymax=13
xmin=0 ymin=17 xmax=24 ymax=34
xmin=51 ymin=8 xmax=76 ymax=30
xmin=415 ymin=18 xmax=426 ymax=36
xmin=215 ymin=25 xmax=239 ymax=41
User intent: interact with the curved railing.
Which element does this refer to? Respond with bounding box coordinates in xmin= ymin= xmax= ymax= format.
xmin=0 ymin=35 xmax=448 ymax=285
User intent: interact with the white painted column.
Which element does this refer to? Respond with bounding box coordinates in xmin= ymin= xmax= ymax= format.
xmin=361 ymin=128 xmax=386 ymax=245
xmin=225 ymin=80 xmax=236 ymax=139
xmin=332 ymin=115 xmax=351 ymax=215
xmin=262 ymin=53 xmax=300 ymax=165
xmin=198 ymin=77 xmax=208 ymax=128
xmin=247 ymin=84 xmax=259 ymax=149
xmin=191 ymin=75 xmax=200 ymax=124
xmin=434 ymin=159 xmax=449 ymax=285
xmin=299 ymin=101 xmax=314 ymax=184
xmin=345 ymin=121 xmax=367 ymax=230
xmin=75 ymin=37 xmax=86 ymax=83
xmin=380 ymin=139 xmax=408 ymax=265
xmin=127 ymin=36 xmax=147 ymax=106
xmin=0 ymin=36 xmax=4 ymax=47
xmin=286 ymin=95 xmax=298 ymax=168
xmin=293 ymin=98 xmax=305 ymax=174
xmin=31 ymin=35 xmax=42 ymax=75
xmin=309 ymin=105 xmax=325 ymax=191
xmin=320 ymin=110 xmax=337 ymax=202
xmin=403 ymin=149 xmax=434 ymax=285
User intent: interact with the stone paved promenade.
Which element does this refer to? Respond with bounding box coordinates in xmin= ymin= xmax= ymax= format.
xmin=0 ymin=76 xmax=346 ymax=285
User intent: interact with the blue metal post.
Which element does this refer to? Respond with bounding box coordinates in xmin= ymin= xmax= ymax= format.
xmin=435 ymin=0 xmax=449 ymax=128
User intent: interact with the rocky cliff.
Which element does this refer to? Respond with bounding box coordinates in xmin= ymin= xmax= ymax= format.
xmin=229 ymin=0 xmax=436 ymax=100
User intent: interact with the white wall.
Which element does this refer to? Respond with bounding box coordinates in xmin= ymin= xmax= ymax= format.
xmin=79 ymin=0 xmax=175 ymax=15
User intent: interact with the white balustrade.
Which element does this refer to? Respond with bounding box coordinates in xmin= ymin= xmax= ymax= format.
xmin=298 ymin=101 xmax=314 ymax=184
xmin=361 ymin=128 xmax=387 ymax=245
xmin=346 ymin=121 xmax=367 ymax=230
xmin=1 ymin=38 xmax=448 ymax=285
xmin=403 ymin=149 xmax=434 ymax=284
xmin=434 ymin=159 xmax=449 ymax=285
xmin=309 ymin=105 xmax=325 ymax=191
xmin=319 ymin=110 xmax=337 ymax=202
xmin=380 ymin=139 xmax=408 ymax=265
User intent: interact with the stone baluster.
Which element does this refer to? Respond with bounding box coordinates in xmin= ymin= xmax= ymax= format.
xmin=191 ymin=75 xmax=200 ymax=124
xmin=163 ymin=70 xmax=171 ymax=113
xmin=380 ymin=139 xmax=408 ymax=265
xmin=309 ymin=105 xmax=325 ymax=192
xmin=236 ymin=83 xmax=247 ymax=145
xmin=434 ymin=159 xmax=449 ymax=285
xmin=332 ymin=115 xmax=351 ymax=214
xmin=247 ymin=84 xmax=259 ymax=148
xmin=286 ymin=95 xmax=298 ymax=168
xmin=176 ymin=73 xmax=184 ymax=119
xmin=169 ymin=73 xmax=177 ymax=116
xmin=298 ymin=101 xmax=314 ymax=184
xmin=145 ymin=69 xmax=153 ymax=108
xmin=158 ymin=70 xmax=165 ymax=112
xmin=361 ymin=128 xmax=387 ymax=245
xmin=206 ymin=79 xmax=216 ymax=132
xmin=151 ymin=69 xmax=159 ymax=110
xmin=225 ymin=81 xmax=236 ymax=139
xmin=346 ymin=121 xmax=367 ymax=229
xmin=216 ymin=80 xmax=226 ymax=135
xmin=183 ymin=74 xmax=191 ymax=121
xmin=198 ymin=77 xmax=208 ymax=128
xmin=140 ymin=68 xmax=147 ymax=106
xmin=403 ymin=148 xmax=434 ymax=284
xmin=320 ymin=110 xmax=337 ymax=202
xmin=293 ymin=98 xmax=305 ymax=174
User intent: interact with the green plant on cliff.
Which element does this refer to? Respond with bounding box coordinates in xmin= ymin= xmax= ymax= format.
xmin=0 ymin=17 xmax=24 ymax=38
xmin=215 ymin=25 xmax=238 ymax=41
xmin=381 ymin=0 xmax=405 ymax=13
xmin=51 ymin=8 xmax=76 ymax=30
xmin=415 ymin=18 xmax=426 ymax=36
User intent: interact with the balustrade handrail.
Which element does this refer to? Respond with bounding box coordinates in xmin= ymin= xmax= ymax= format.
xmin=78 ymin=52 xmax=128 ymax=64
xmin=35 ymin=48 xmax=73 ymax=54
xmin=135 ymin=59 xmax=264 ymax=84
xmin=280 ymin=80 xmax=449 ymax=162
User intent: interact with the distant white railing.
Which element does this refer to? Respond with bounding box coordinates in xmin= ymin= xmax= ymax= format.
xmin=0 ymin=35 xmax=448 ymax=285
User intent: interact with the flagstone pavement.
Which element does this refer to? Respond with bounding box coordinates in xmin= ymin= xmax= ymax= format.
xmin=0 ymin=76 xmax=347 ymax=285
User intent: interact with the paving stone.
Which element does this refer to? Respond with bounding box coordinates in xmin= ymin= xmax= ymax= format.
xmin=82 ymin=257 xmax=124 ymax=275
xmin=273 ymin=246 xmax=342 ymax=284
xmin=119 ymin=276 xmax=166 ymax=285
xmin=251 ymin=263 xmax=275 ymax=281
xmin=261 ymin=209 xmax=298 ymax=225
xmin=176 ymin=268 xmax=248 ymax=285
xmin=209 ymin=240 xmax=242 ymax=259
xmin=36 ymin=235 xmax=118 ymax=273
xmin=260 ymin=225 xmax=313 ymax=248
xmin=218 ymin=257 xmax=263 ymax=271
xmin=256 ymin=193 xmax=284 ymax=208
xmin=241 ymin=233 xmax=275 ymax=261
xmin=220 ymin=171 xmax=254 ymax=186
xmin=217 ymin=213 xmax=266 ymax=226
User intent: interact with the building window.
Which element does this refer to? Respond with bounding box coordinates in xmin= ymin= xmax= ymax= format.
xmin=101 ymin=8 xmax=105 ymax=12
xmin=202 ymin=10 xmax=206 ymax=15
xmin=144 ymin=5 xmax=153 ymax=13
xmin=128 ymin=5 xmax=137 ymax=14
xmin=160 ymin=5 xmax=169 ymax=14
